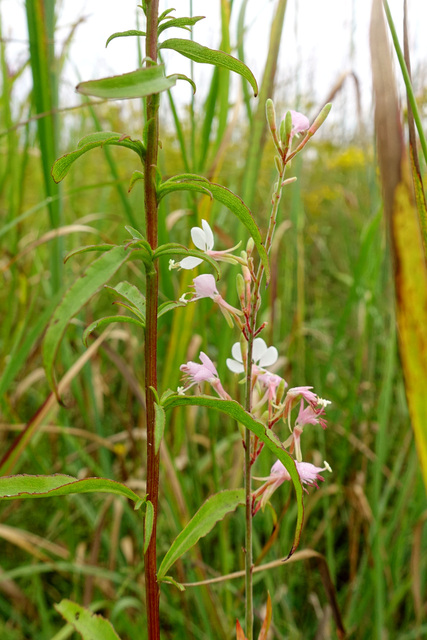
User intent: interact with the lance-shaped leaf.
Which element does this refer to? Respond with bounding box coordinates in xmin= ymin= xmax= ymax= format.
xmin=370 ymin=0 xmax=427 ymax=490
xmin=83 ymin=315 xmax=144 ymax=346
xmin=0 ymin=474 xmax=144 ymax=507
xmin=105 ymin=281 xmax=146 ymax=322
xmin=52 ymin=132 xmax=145 ymax=183
xmin=163 ymin=395 xmax=303 ymax=556
xmin=158 ymin=489 xmax=245 ymax=580
xmin=157 ymin=175 xmax=270 ymax=282
xmin=55 ymin=600 xmax=121 ymax=640
xmin=159 ymin=38 xmax=258 ymax=96
xmin=106 ymin=29 xmax=146 ymax=48
xmin=158 ymin=15 xmax=205 ymax=36
xmin=76 ymin=65 xmax=177 ymax=100
xmin=43 ymin=246 xmax=132 ymax=395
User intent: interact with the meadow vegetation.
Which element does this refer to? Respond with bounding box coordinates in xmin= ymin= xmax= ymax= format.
xmin=0 ymin=1 xmax=426 ymax=639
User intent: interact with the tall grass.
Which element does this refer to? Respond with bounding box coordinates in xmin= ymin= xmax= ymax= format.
xmin=0 ymin=1 xmax=426 ymax=639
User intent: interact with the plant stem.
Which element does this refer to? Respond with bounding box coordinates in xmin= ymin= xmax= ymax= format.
xmin=144 ymin=2 xmax=160 ymax=638
xmin=243 ymin=151 xmax=287 ymax=638
xmin=244 ymin=336 xmax=254 ymax=639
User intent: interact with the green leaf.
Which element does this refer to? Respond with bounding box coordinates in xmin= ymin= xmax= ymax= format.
xmin=158 ymin=16 xmax=205 ymax=36
xmin=43 ymin=246 xmax=131 ymax=394
xmin=153 ymin=242 xmax=221 ymax=278
xmin=158 ymin=489 xmax=245 ymax=580
xmin=154 ymin=403 xmax=165 ymax=455
xmin=157 ymin=175 xmax=270 ymax=282
xmin=144 ymin=500 xmax=154 ymax=555
xmin=76 ymin=65 xmax=176 ymax=100
xmin=169 ymin=73 xmax=197 ymax=94
xmin=55 ymin=600 xmax=121 ymax=640
xmin=159 ymin=38 xmax=258 ymax=96
xmin=161 ymin=575 xmax=186 ymax=591
xmin=158 ymin=299 xmax=187 ymax=318
xmin=52 ymin=132 xmax=145 ymax=183
xmin=163 ymin=395 xmax=303 ymax=557
xmin=83 ymin=315 xmax=144 ymax=346
xmin=106 ymin=29 xmax=146 ymax=48
xmin=128 ymin=170 xmax=144 ymax=192
xmin=0 ymin=474 xmax=144 ymax=504
xmin=64 ymin=244 xmax=115 ymax=264
xmin=105 ymin=281 xmax=146 ymax=322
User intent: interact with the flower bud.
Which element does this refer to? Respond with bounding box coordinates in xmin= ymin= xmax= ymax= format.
xmin=246 ymin=237 xmax=255 ymax=256
xmin=280 ymin=111 xmax=293 ymax=142
xmin=236 ymin=273 xmax=245 ymax=306
xmin=276 ymin=378 xmax=287 ymax=405
xmin=266 ymin=99 xmax=276 ymax=134
xmin=309 ymin=103 xmax=332 ymax=135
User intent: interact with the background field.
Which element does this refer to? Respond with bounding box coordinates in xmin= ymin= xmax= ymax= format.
xmin=0 ymin=1 xmax=426 ymax=638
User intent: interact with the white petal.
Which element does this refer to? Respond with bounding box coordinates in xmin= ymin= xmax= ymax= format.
xmin=201 ymin=219 xmax=214 ymax=250
xmin=179 ymin=256 xmax=203 ymax=269
xmin=191 ymin=227 xmax=207 ymax=251
xmin=258 ymin=346 xmax=278 ymax=368
xmin=252 ymin=338 xmax=268 ymax=363
xmin=231 ymin=342 xmax=243 ymax=362
xmin=226 ymin=358 xmax=244 ymax=373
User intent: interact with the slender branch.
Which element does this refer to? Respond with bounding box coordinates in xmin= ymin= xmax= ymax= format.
xmin=144 ymin=2 xmax=160 ymax=639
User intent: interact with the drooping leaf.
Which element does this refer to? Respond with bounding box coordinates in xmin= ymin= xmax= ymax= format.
xmin=158 ymin=15 xmax=205 ymax=36
xmin=104 ymin=281 xmax=146 ymax=322
xmin=105 ymin=29 xmax=146 ymax=48
xmin=158 ymin=489 xmax=245 ymax=580
xmin=169 ymin=73 xmax=197 ymax=94
xmin=76 ymin=65 xmax=177 ymax=100
xmin=64 ymin=244 xmax=115 ymax=264
xmin=163 ymin=394 xmax=303 ymax=556
xmin=157 ymin=175 xmax=270 ymax=282
xmin=159 ymin=38 xmax=258 ymax=96
xmin=52 ymin=132 xmax=145 ymax=183
xmin=0 ymin=474 xmax=144 ymax=505
xmin=128 ymin=170 xmax=144 ymax=192
xmin=43 ymin=246 xmax=132 ymax=395
xmin=83 ymin=315 xmax=144 ymax=346
xmin=144 ymin=500 xmax=154 ymax=555
xmin=55 ymin=600 xmax=121 ymax=640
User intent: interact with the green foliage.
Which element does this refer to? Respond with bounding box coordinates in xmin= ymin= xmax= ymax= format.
xmin=158 ymin=489 xmax=245 ymax=581
xmin=0 ymin=474 xmax=144 ymax=505
xmin=55 ymin=599 xmax=121 ymax=640
xmin=159 ymin=38 xmax=258 ymax=96
xmin=76 ymin=65 xmax=177 ymax=100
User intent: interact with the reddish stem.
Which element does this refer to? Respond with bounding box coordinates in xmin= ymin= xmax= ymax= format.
xmin=144 ymin=2 xmax=160 ymax=638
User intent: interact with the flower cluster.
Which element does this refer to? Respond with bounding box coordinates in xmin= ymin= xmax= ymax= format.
xmin=173 ymin=107 xmax=332 ymax=515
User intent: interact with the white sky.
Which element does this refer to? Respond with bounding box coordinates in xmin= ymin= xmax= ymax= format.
xmin=1 ymin=0 xmax=426 ymax=130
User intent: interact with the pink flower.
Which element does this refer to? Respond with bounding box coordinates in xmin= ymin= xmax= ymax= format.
xmin=190 ymin=275 xmax=243 ymax=328
xmin=192 ymin=274 xmax=219 ymax=300
xmin=271 ymin=459 xmax=330 ymax=489
xmin=179 ymin=352 xmax=230 ymax=400
xmin=253 ymin=458 xmax=332 ymax=513
xmin=256 ymin=369 xmax=286 ymax=405
xmin=289 ymin=110 xmax=310 ymax=137
xmin=296 ymin=400 xmax=327 ymax=430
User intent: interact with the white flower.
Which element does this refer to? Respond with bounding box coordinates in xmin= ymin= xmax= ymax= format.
xmin=226 ymin=338 xmax=278 ymax=374
xmin=178 ymin=220 xmax=214 ymax=270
